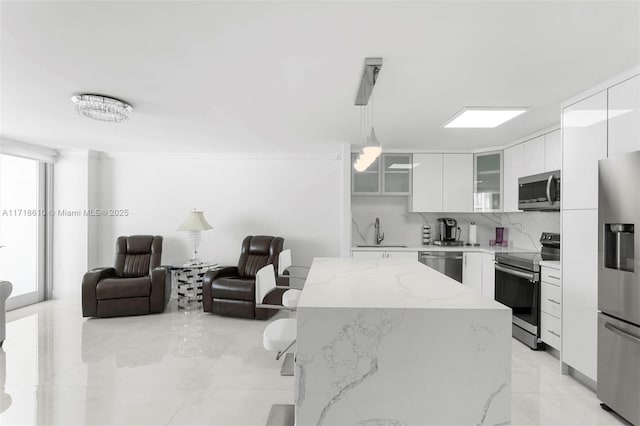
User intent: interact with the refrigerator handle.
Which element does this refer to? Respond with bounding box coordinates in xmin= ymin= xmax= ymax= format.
xmin=605 ymin=322 xmax=640 ymax=344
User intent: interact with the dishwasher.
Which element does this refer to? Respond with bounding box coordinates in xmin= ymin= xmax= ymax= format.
xmin=418 ymin=251 xmax=463 ymax=283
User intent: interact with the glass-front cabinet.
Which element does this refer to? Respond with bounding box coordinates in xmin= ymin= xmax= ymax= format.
xmin=351 ymin=154 xmax=380 ymax=194
xmin=352 ymin=153 xmax=411 ymax=195
xmin=473 ymin=151 xmax=502 ymax=211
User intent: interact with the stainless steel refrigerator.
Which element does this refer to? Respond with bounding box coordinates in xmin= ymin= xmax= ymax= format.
xmin=598 ymin=152 xmax=640 ymax=425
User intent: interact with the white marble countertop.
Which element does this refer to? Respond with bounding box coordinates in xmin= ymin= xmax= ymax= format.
xmin=539 ymin=260 xmax=561 ymax=269
xmin=298 ymin=257 xmax=511 ymax=310
xmin=351 ymin=244 xmax=538 ymax=255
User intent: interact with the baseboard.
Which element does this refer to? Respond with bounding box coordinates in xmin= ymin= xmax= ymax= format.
xmin=561 ymin=362 xmax=597 ymax=392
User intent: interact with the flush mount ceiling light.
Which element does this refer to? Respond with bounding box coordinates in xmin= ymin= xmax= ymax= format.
xmin=444 ymin=107 xmax=528 ymax=128
xmin=71 ymin=94 xmax=133 ymax=123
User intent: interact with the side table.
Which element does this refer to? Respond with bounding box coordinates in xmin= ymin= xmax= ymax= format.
xmin=170 ymin=263 xmax=219 ymax=310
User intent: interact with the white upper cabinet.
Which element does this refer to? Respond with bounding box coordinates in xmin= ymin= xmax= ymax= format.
xmin=411 ymin=154 xmax=443 ymax=212
xmin=503 ymin=143 xmax=524 ymax=212
xmin=443 ymin=154 xmax=473 ymax=212
xmin=608 ymin=74 xmax=640 ymax=157
xmin=544 ymin=129 xmax=561 ymax=172
xmin=474 ymin=151 xmax=502 ymax=212
xmin=523 ymin=136 xmax=545 ymax=176
xmin=351 ymin=154 xmax=380 ymax=194
xmin=352 ymin=154 xmax=412 ymax=196
xmin=562 ymin=90 xmax=608 ymax=210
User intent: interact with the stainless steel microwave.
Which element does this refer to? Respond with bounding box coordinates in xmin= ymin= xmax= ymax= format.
xmin=518 ymin=170 xmax=561 ymax=211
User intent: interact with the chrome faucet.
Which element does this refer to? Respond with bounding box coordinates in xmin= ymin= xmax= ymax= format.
xmin=375 ymin=217 xmax=384 ymax=245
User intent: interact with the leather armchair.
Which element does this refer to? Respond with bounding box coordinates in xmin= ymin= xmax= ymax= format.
xmin=82 ymin=235 xmax=170 ymax=318
xmin=202 ymin=235 xmax=284 ymax=319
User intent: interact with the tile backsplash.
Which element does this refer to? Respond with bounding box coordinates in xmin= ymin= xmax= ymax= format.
xmin=352 ymin=196 xmax=560 ymax=250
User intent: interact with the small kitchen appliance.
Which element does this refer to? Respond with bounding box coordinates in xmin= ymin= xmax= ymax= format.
xmin=518 ymin=170 xmax=561 ymax=211
xmin=434 ymin=218 xmax=464 ymax=246
xmin=494 ymin=232 xmax=560 ymax=350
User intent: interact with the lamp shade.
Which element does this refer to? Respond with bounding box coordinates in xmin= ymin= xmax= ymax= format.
xmin=177 ymin=210 xmax=213 ymax=231
xmin=362 ymin=127 xmax=382 ymax=157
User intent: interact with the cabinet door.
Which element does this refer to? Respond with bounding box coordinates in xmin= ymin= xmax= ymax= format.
xmin=351 ymin=251 xmax=385 ymax=258
xmin=503 ymin=143 xmax=524 ymax=212
xmin=474 ymin=152 xmax=502 ymax=212
xmin=523 ymin=136 xmax=545 ymax=176
xmin=386 ymin=251 xmax=418 ymax=260
xmin=462 ymin=252 xmax=483 ymax=293
xmin=544 ymin=129 xmax=561 ymax=172
xmin=443 ymin=154 xmax=473 ymax=212
xmin=562 ymin=91 xmax=608 ymax=210
xmin=608 ymin=74 xmax=640 ymax=157
xmin=382 ymin=154 xmax=412 ymax=195
xmin=562 ymin=209 xmax=598 ymax=381
xmin=410 ymin=154 xmax=443 ymax=212
xmin=352 ymin=154 xmax=381 ymax=195
xmin=481 ymin=253 xmax=495 ymax=299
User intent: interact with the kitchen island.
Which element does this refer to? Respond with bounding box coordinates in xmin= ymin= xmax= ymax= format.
xmin=295 ymin=257 xmax=511 ymax=426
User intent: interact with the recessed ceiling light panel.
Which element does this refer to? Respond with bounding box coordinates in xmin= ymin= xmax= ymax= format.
xmin=444 ymin=107 xmax=528 ymax=128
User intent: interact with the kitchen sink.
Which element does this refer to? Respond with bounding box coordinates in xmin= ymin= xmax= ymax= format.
xmin=356 ymin=245 xmax=408 ymax=248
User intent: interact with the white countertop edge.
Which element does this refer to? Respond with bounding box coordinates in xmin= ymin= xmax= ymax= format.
xmin=539 ymin=260 xmax=561 ymax=269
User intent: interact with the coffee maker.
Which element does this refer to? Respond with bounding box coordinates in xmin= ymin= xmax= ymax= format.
xmin=434 ymin=217 xmax=464 ymax=246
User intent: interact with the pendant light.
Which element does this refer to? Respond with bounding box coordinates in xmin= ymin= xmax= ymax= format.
xmin=353 ymin=58 xmax=383 ymax=172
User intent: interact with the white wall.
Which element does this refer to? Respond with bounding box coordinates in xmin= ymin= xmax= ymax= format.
xmin=93 ymin=151 xmax=345 ymax=268
xmin=52 ymin=151 xmax=89 ymax=295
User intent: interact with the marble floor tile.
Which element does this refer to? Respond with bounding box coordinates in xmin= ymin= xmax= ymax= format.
xmin=0 ymin=294 xmax=629 ymax=425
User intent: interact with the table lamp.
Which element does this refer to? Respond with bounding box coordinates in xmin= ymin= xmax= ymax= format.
xmin=177 ymin=209 xmax=213 ymax=265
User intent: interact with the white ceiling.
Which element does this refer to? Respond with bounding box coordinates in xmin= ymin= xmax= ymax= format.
xmin=1 ymin=1 xmax=639 ymax=153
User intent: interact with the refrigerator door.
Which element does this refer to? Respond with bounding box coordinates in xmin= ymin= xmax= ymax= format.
xmin=597 ymin=313 xmax=640 ymax=426
xmin=598 ymin=153 xmax=640 ymax=325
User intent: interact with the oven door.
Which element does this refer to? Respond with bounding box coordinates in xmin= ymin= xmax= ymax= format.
xmin=494 ymin=263 xmax=540 ymax=335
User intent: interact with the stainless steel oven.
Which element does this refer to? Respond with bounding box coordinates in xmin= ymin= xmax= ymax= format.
xmin=495 ymin=232 xmax=560 ymax=349
xmin=518 ymin=170 xmax=560 ymax=211
xmin=494 ymin=261 xmax=541 ymax=349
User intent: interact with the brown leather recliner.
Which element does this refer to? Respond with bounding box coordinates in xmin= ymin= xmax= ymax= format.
xmin=82 ymin=235 xmax=170 ymax=318
xmin=202 ymin=235 xmax=285 ymax=319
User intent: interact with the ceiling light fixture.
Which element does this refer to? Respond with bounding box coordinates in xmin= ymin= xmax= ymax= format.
xmin=444 ymin=107 xmax=528 ymax=128
xmin=71 ymin=94 xmax=133 ymax=123
xmin=353 ymin=58 xmax=383 ymax=172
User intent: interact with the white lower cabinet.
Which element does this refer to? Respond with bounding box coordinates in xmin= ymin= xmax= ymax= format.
xmin=462 ymin=252 xmax=483 ymax=293
xmin=540 ymin=264 xmax=562 ymax=351
xmin=351 ymin=250 xmax=416 ymax=260
xmin=562 ymin=209 xmax=598 ymax=381
xmin=481 ymin=253 xmax=495 ymax=300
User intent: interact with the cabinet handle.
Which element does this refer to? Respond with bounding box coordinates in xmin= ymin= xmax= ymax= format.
xmin=605 ymin=322 xmax=640 ymax=344
xmin=464 ymin=255 xmax=467 ymax=266
xmin=547 ymin=299 xmax=561 ymax=305
xmin=548 ymin=275 xmax=560 ymax=280
xmin=547 ymin=330 xmax=561 ymax=338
